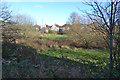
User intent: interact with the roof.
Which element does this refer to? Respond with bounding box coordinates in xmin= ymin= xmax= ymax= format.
xmin=45 ymin=24 xmax=53 ymax=28
xmin=62 ymin=24 xmax=72 ymax=27
xmin=55 ymin=24 xmax=72 ymax=27
xmin=33 ymin=24 xmax=40 ymax=28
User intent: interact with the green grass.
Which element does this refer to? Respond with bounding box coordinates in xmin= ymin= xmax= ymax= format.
xmin=42 ymin=34 xmax=70 ymax=40
xmin=2 ymin=41 xmax=110 ymax=78
xmin=3 ymin=47 xmax=110 ymax=78
xmin=40 ymin=48 xmax=109 ymax=68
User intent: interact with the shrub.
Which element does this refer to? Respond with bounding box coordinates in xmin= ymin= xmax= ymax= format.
xmin=48 ymin=30 xmax=54 ymax=34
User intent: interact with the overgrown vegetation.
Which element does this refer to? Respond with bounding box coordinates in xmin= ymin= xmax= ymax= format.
xmin=42 ymin=34 xmax=70 ymax=40
xmin=1 ymin=1 xmax=120 ymax=79
xmin=2 ymin=41 xmax=113 ymax=78
xmin=48 ymin=30 xmax=54 ymax=34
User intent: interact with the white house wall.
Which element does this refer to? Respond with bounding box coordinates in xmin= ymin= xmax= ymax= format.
xmin=51 ymin=25 xmax=59 ymax=31
xmin=42 ymin=24 xmax=70 ymax=32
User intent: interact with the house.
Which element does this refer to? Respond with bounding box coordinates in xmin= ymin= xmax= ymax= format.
xmin=40 ymin=23 xmax=71 ymax=34
xmin=33 ymin=24 xmax=41 ymax=31
xmin=54 ymin=24 xmax=71 ymax=32
xmin=51 ymin=24 xmax=59 ymax=31
xmin=62 ymin=24 xmax=71 ymax=31
xmin=45 ymin=24 xmax=53 ymax=29
xmin=40 ymin=27 xmax=48 ymax=33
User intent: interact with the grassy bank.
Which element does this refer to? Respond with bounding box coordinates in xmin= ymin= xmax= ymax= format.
xmin=3 ymin=44 xmax=110 ymax=78
xmin=40 ymin=48 xmax=109 ymax=68
xmin=42 ymin=34 xmax=70 ymax=40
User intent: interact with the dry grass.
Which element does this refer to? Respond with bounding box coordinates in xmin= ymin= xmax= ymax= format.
xmin=2 ymin=24 xmax=112 ymax=78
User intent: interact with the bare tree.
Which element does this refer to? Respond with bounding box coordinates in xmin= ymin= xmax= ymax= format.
xmin=67 ymin=12 xmax=81 ymax=25
xmin=82 ymin=1 xmax=120 ymax=73
xmin=0 ymin=2 xmax=11 ymax=27
xmin=11 ymin=14 xmax=35 ymax=26
xmin=67 ymin=12 xmax=82 ymax=35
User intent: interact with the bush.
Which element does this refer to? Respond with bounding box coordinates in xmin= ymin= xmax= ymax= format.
xmin=48 ymin=30 xmax=54 ymax=34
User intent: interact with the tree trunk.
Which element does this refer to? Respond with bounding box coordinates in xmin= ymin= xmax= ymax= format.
xmin=113 ymin=44 xmax=117 ymax=69
xmin=118 ymin=41 xmax=120 ymax=71
xmin=109 ymin=1 xmax=114 ymax=72
xmin=118 ymin=25 xmax=120 ymax=71
xmin=110 ymin=32 xmax=113 ymax=71
xmin=118 ymin=12 xmax=120 ymax=70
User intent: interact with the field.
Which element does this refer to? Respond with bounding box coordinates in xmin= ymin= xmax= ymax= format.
xmin=1 ymin=2 xmax=120 ymax=78
xmin=3 ymin=46 xmax=110 ymax=78
xmin=42 ymin=34 xmax=70 ymax=40
xmin=2 ymin=24 xmax=118 ymax=78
